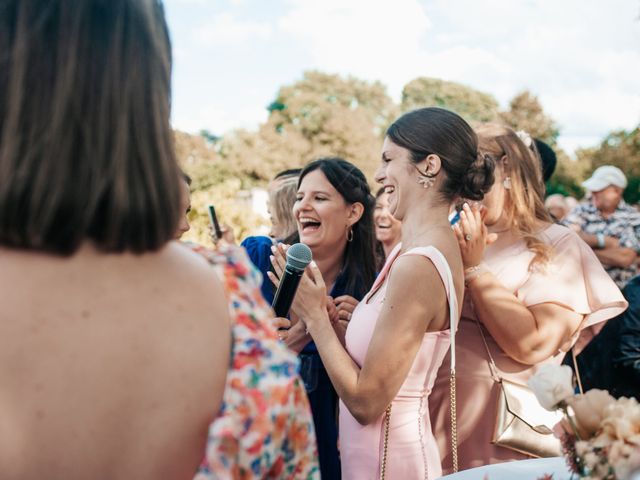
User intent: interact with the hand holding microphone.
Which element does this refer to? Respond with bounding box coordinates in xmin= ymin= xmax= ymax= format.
xmin=267 ymin=243 xmax=329 ymax=334
xmin=270 ymin=243 xmax=313 ymax=317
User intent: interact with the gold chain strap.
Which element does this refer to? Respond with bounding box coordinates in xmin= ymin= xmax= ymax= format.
xmin=380 ymin=404 xmax=392 ymax=479
xmin=449 ymin=368 xmax=458 ymax=473
xmin=571 ymin=348 xmax=584 ymax=394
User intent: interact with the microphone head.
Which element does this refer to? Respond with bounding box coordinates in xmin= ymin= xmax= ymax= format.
xmin=285 ymin=243 xmax=313 ymax=272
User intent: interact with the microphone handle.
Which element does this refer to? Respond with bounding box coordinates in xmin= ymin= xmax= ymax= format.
xmin=272 ymin=267 xmax=304 ymax=318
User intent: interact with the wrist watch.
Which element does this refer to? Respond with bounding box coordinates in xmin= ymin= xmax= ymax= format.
xmin=596 ymin=233 xmax=605 ymax=249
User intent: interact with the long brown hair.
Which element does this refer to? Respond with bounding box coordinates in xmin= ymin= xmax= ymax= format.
xmin=476 ymin=124 xmax=553 ymax=267
xmin=0 ymin=0 xmax=181 ymax=254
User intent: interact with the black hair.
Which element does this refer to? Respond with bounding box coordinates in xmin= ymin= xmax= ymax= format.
xmin=533 ymin=138 xmax=557 ymax=182
xmin=293 ymin=158 xmax=376 ymax=298
xmin=386 ymin=108 xmax=494 ymax=202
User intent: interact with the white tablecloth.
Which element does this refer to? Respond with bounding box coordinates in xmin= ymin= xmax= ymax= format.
xmin=439 ymin=457 xmax=571 ymax=480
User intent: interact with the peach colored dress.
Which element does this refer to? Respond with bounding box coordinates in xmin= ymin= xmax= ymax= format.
xmin=429 ymin=224 xmax=628 ymax=473
xmin=339 ymin=245 xmax=459 ymax=480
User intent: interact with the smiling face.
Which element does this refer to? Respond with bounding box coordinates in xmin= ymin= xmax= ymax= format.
xmin=374 ymin=137 xmax=424 ymax=221
xmin=374 ymin=192 xmax=402 ymax=246
xmin=293 ymin=169 xmax=360 ymax=254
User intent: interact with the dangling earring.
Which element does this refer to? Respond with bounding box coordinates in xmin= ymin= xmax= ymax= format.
xmin=418 ymin=174 xmax=435 ymax=189
xmin=503 ymin=177 xmax=512 ymax=190
xmin=346 ymin=227 xmax=354 ymax=242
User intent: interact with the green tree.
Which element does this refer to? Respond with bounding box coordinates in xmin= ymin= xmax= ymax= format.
xmin=499 ymin=91 xmax=559 ymax=146
xmin=545 ymin=148 xmax=588 ymax=199
xmin=576 ymin=126 xmax=640 ymax=204
xmin=199 ymin=129 xmax=220 ymax=144
xmin=221 ymin=70 xmax=398 ymax=181
xmin=400 ymin=77 xmax=499 ymax=123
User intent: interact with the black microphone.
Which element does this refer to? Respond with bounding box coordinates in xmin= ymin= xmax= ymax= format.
xmin=271 ymin=243 xmax=313 ymax=318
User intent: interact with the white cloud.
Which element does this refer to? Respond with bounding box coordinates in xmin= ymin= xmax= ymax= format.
xmin=557 ymin=135 xmax=602 ymax=156
xmin=172 ymin=102 xmax=268 ymax=135
xmin=166 ymin=0 xmax=640 ymax=154
xmin=545 ymin=89 xmax=640 ymax=136
xmin=422 ymin=46 xmax=513 ymax=100
xmin=194 ymin=13 xmax=272 ymax=45
xmin=279 ymin=0 xmax=431 ymax=99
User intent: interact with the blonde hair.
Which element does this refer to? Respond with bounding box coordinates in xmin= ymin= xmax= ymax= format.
xmin=476 ymin=124 xmax=553 ymax=267
xmin=269 ymin=176 xmax=298 ymax=239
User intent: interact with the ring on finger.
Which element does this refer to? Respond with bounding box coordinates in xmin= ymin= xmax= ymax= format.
xmin=465 ymin=233 xmax=472 ymax=241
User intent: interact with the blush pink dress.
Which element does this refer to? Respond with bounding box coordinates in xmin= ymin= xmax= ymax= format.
xmin=339 ymin=245 xmax=459 ymax=480
xmin=429 ymin=224 xmax=628 ymax=473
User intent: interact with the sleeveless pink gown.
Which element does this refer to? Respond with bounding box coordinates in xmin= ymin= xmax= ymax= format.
xmin=339 ymin=245 xmax=458 ymax=480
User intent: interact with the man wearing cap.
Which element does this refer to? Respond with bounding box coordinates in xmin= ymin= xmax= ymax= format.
xmin=563 ymin=165 xmax=640 ymax=289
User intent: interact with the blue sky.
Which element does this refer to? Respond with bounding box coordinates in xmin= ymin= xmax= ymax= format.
xmin=163 ymin=0 xmax=640 ymax=155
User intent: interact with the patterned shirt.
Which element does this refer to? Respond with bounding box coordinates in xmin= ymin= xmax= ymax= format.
xmin=563 ymin=200 xmax=640 ymax=288
xmin=188 ymin=243 xmax=320 ymax=480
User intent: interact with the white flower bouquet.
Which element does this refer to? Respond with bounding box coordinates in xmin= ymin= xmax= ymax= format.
xmin=528 ymin=365 xmax=640 ymax=479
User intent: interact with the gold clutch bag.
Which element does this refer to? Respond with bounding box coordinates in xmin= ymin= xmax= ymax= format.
xmin=474 ymin=320 xmax=564 ymax=458
xmin=492 ymin=378 xmax=563 ymax=457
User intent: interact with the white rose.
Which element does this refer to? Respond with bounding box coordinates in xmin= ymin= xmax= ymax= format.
xmin=565 ymin=389 xmax=615 ymax=438
xmin=583 ymin=452 xmax=600 ymax=469
xmin=575 ymin=440 xmax=590 ymax=456
xmin=528 ymin=364 xmax=575 ymax=411
xmin=602 ymin=397 xmax=640 ymax=441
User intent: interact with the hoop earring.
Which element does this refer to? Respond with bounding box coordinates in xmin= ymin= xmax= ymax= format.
xmin=503 ymin=177 xmax=512 ymax=190
xmin=347 ymin=227 xmax=354 ymax=242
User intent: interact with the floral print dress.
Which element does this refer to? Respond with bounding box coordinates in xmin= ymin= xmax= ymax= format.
xmin=189 ymin=244 xmax=319 ymax=480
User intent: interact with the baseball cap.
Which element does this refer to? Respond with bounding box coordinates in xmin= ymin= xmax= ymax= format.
xmin=582 ymin=165 xmax=627 ymax=192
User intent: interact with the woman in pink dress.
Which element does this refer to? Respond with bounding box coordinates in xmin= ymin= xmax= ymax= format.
xmin=272 ymin=107 xmax=495 ymax=479
xmin=429 ymin=124 xmax=628 ymax=473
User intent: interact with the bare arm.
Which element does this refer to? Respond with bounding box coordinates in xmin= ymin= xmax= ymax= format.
xmin=594 ymin=247 xmax=638 ymax=268
xmin=576 ymin=231 xmax=619 ymax=249
xmin=456 ymin=203 xmax=583 ymax=365
xmin=467 ymin=273 xmax=583 ymax=364
xmin=299 ymin=257 xmax=447 ymax=425
xmin=274 ymin=296 xmax=343 ymax=353
xmin=279 ymin=318 xmax=348 ymax=353
xmin=574 ymin=231 xmax=637 ymax=267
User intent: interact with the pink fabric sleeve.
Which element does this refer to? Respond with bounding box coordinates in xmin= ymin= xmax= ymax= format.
xmin=516 ymin=227 xmax=628 ymax=330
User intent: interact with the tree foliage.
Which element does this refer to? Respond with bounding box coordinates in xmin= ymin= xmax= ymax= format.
xmin=574 ymin=126 xmax=640 ymax=204
xmin=546 ymin=148 xmax=588 ymax=199
xmin=499 ymin=90 xmax=560 ymax=146
xmin=172 ymin=131 xmax=260 ymax=244
xmin=401 ymin=77 xmax=500 ymax=123
xmin=173 ymin=70 xmax=636 ymax=242
xmin=220 ymin=71 xmax=397 ymax=182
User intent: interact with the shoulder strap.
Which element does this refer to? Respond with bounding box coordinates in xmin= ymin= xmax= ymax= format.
xmin=474 ymin=318 xmax=502 ymax=382
xmin=570 ymin=348 xmax=584 ymax=394
xmin=401 ymin=246 xmax=459 ymax=472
